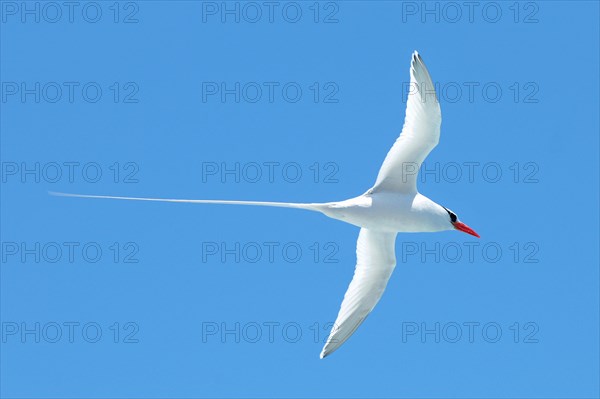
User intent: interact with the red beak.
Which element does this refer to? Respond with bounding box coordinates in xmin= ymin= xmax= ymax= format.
xmin=453 ymin=222 xmax=480 ymax=238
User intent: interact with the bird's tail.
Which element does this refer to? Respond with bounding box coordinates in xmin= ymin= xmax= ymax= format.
xmin=48 ymin=192 xmax=326 ymax=212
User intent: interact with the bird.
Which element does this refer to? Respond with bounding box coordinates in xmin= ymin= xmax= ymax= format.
xmin=51 ymin=51 xmax=479 ymax=358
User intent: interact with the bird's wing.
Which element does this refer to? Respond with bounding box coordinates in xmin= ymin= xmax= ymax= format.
xmin=371 ymin=51 xmax=442 ymax=194
xmin=320 ymin=228 xmax=397 ymax=358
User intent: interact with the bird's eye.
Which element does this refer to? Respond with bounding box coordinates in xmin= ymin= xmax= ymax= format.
xmin=442 ymin=206 xmax=457 ymax=223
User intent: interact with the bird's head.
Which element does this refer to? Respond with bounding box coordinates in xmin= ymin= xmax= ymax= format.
xmin=441 ymin=206 xmax=480 ymax=238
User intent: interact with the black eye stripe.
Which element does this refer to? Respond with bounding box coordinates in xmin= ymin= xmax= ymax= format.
xmin=442 ymin=206 xmax=457 ymax=223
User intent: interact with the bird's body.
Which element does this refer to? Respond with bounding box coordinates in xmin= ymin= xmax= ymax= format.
xmin=319 ymin=192 xmax=452 ymax=233
xmin=52 ymin=51 xmax=479 ymax=358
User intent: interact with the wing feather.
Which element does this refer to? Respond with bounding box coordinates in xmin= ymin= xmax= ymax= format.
xmin=320 ymin=229 xmax=397 ymax=358
xmin=371 ymin=51 xmax=442 ymax=193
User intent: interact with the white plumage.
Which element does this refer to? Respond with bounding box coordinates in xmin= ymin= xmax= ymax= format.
xmin=51 ymin=51 xmax=480 ymax=358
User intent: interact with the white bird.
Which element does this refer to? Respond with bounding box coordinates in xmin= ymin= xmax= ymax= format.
xmin=51 ymin=51 xmax=479 ymax=358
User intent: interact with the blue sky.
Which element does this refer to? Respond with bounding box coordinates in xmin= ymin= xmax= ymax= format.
xmin=1 ymin=1 xmax=599 ymax=398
